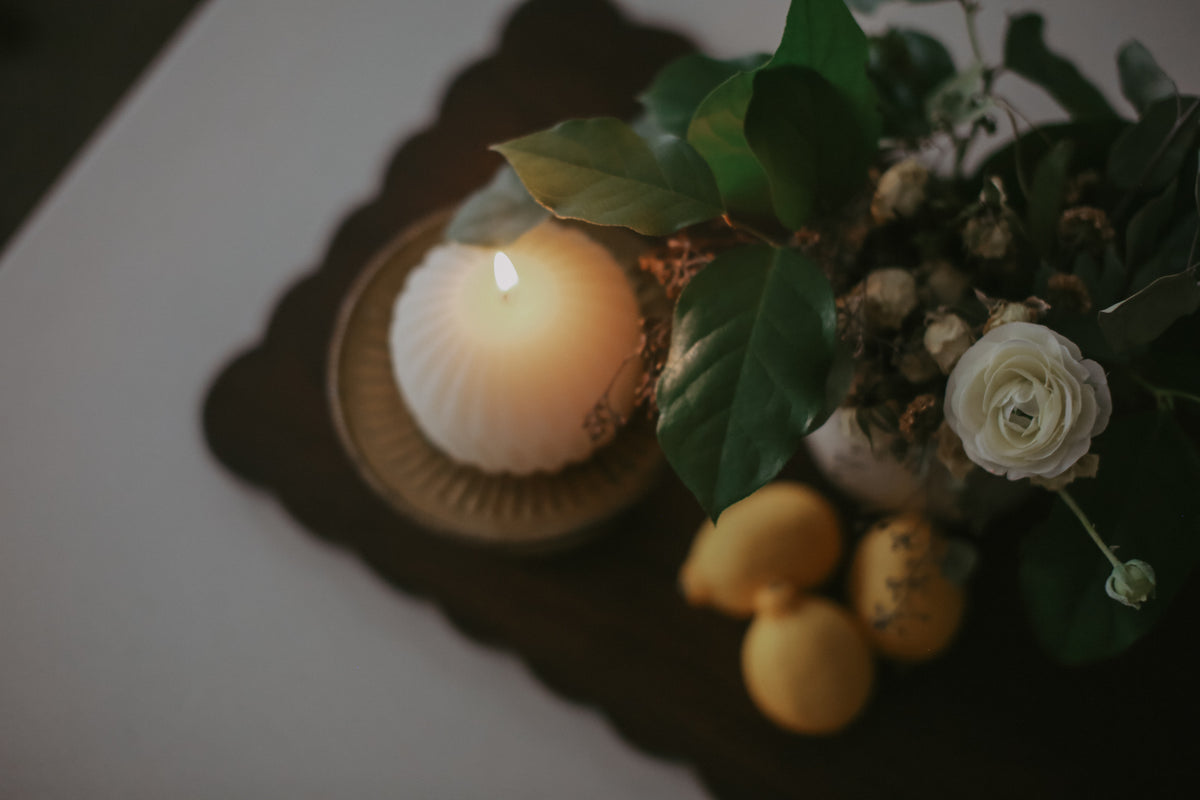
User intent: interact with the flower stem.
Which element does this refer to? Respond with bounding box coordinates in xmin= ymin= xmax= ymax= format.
xmin=1057 ymin=488 xmax=1124 ymax=571
xmin=1130 ymin=372 xmax=1200 ymax=410
xmin=722 ymin=215 xmax=784 ymax=248
xmin=957 ymin=0 xmax=986 ymax=66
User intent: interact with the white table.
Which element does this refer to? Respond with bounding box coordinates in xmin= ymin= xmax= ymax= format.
xmin=2 ymin=1 xmax=1196 ymax=797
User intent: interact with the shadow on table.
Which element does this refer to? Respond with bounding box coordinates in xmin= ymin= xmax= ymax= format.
xmin=202 ymin=1 xmax=1200 ymax=797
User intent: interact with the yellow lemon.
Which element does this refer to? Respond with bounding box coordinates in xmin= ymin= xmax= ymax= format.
xmin=848 ymin=512 xmax=965 ymax=662
xmin=741 ymin=593 xmax=874 ymax=734
xmin=679 ymin=481 xmax=842 ymax=617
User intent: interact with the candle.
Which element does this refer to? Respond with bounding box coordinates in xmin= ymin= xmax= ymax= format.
xmin=390 ymin=221 xmax=643 ymax=475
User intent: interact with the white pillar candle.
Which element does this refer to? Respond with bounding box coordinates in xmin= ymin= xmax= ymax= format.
xmin=390 ymin=221 xmax=643 ymax=475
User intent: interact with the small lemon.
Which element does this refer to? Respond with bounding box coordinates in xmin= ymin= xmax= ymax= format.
xmin=679 ymin=482 xmax=842 ymax=617
xmin=741 ymin=593 xmax=874 ymax=735
xmin=848 ymin=512 xmax=965 ymax=662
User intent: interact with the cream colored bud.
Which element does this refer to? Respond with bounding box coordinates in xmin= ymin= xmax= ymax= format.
xmin=924 ymin=312 xmax=974 ymax=374
xmin=963 ymin=215 xmax=1012 ymax=259
xmin=925 ymin=260 xmax=971 ymax=306
xmin=897 ymin=349 xmax=940 ymax=384
xmin=864 ymin=268 xmax=918 ymax=330
xmin=1106 ymin=559 xmax=1156 ymax=610
xmin=871 ymin=159 xmax=929 ymax=223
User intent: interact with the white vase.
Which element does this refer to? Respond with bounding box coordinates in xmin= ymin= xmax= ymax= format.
xmin=805 ymin=408 xmax=1030 ymax=529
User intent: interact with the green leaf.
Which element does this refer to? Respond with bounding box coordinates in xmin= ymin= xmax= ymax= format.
xmin=744 ymin=66 xmax=873 ymax=229
xmin=1021 ymin=412 xmax=1200 ymax=664
xmin=1125 ymin=178 xmax=1178 ymax=268
xmin=656 ymin=244 xmax=840 ymax=519
xmin=1027 ymin=140 xmax=1075 ymax=254
xmin=1099 ymin=267 xmax=1200 ymax=352
xmin=1107 ymin=95 xmax=1200 ymax=192
xmin=1073 ymin=245 xmax=1128 ymax=310
xmin=686 ymin=72 xmax=775 ymax=221
xmin=772 ymin=0 xmax=881 ymax=148
xmin=446 ymin=164 xmax=551 ymax=247
xmin=494 ymin=118 xmax=724 ymax=236
xmin=975 ymin=118 xmax=1128 ymax=210
xmin=638 ymin=52 xmax=770 ymax=139
xmin=1130 ymin=213 xmax=1198 ymax=291
xmin=1004 ymin=14 xmax=1117 ymax=119
xmin=868 ymin=28 xmax=957 ymax=140
xmin=1117 ymin=40 xmax=1177 ymax=116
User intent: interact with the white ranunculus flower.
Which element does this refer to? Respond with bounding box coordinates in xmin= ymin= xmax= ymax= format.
xmin=943 ymin=322 xmax=1112 ymax=481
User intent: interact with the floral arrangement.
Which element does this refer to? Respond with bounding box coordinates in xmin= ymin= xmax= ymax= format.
xmin=446 ymin=0 xmax=1200 ymax=665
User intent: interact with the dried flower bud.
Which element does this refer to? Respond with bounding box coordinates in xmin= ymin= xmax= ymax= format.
xmin=871 ymin=159 xmax=929 ymax=224
xmin=864 ymin=268 xmax=918 ymax=330
xmin=1106 ymin=559 xmax=1156 ymax=610
xmin=1047 ymin=273 xmax=1093 ymax=314
xmin=899 ymin=394 xmax=941 ymax=444
xmin=1058 ymin=206 xmax=1114 ymax=255
xmin=963 ymin=215 xmax=1012 ymax=260
xmin=1063 ymin=170 xmax=1101 ymax=206
xmin=924 ymin=260 xmax=971 ymax=306
xmin=981 ymin=300 xmax=1042 ymax=333
xmin=896 ymin=347 xmax=940 ymax=384
xmin=1029 ymin=453 xmax=1099 ymax=491
xmin=924 ymin=311 xmax=974 ymax=373
xmin=935 ymin=420 xmax=974 ymax=481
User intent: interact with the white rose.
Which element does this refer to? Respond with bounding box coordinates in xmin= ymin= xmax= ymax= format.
xmin=943 ymin=322 xmax=1111 ymax=481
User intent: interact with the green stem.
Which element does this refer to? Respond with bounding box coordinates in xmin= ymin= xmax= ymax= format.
xmin=1130 ymin=372 xmax=1200 ymax=410
xmin=1057 ymin=488 xmax=1124 ymax=571
xmin=723 ymin=215 xmax=784 ymax=248
xmin=958 ymin=0 xmax=986 ymax=66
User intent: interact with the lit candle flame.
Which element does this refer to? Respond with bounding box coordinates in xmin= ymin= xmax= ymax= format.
xmin=493 ymin=252 xmax=519 ymax=292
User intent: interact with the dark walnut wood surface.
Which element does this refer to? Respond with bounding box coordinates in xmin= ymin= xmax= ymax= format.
xmin=203 ymin=2 xmax=1200 ymax=796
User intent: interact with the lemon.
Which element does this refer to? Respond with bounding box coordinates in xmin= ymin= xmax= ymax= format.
xmin=848 ymin=512 xmax=965 ymax=662
xmin=679 ymin=482 xmax=842 ymax=617
xmin=741 ymin=593 xmax=874 ymax=734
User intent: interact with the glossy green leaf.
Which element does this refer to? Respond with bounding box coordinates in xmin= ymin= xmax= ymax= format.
xmin=656 ymin=244 xmax=840 ymax=520
xmin=772 ymin=0 xmax=881 ymax=147
xmin=1004 ymin=14 xmax=1116 ymax=119
xmin=494 ymin=118 xmax=723 ymax=236
xmin=446 ymin=164 xmax=551 ymax=247
xmin=1117 ymin=40 xmax=1177 ymax=115
xmin=1125 ymin=178 xmax=1178 ymax=268
xmin=1099 ymin=267 xmax=1200 ymax=352
xmin=868 ymin=28 xmax=957 ymax=140
xmin=1021 ymin=413 xmax=1200 ymax=664
xmin=686 ymin=72 xmax=775 ymax=220
xmin=1027 ymin=140 xmax=1075 ymax=254
xmin=638 ymin=52 xmax=770 ymax=138
xmin=744 ymin=66 xmax=873 ymax=229
xmin=1107 ymin=96 xmax=1200 ymax=192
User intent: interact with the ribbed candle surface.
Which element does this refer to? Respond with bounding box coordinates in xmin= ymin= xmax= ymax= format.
xmin=390 ymin=222 xmax=643 ymax=475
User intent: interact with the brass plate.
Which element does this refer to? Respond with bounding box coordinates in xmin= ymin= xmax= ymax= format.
xmin=328 ymin=211 xmax=665 ymax=551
